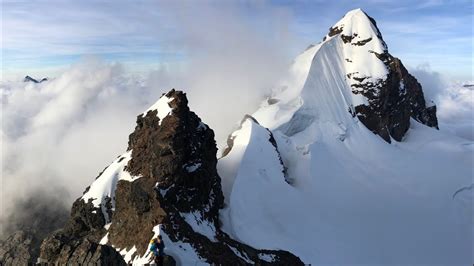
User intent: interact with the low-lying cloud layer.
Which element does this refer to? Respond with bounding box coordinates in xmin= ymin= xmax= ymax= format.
xmin=2 ymin=60 xmax=471 ymax=238
xmin=412 ymin=65 xmax=473 ymax=141
xmin=1 ymin=59 xmax=156 ymax=235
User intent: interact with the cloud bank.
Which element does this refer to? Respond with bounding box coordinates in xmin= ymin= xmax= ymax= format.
xmin=1 ymin=59 xmax=157 ymax=235
xmin=412 ymin=65 xmax=473 ymax=140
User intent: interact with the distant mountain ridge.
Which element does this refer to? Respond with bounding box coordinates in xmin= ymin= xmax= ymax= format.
xmin=23 ymin=75 xmax=48 ymax=83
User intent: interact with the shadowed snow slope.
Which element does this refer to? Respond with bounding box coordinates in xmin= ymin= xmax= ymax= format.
xmin=219 ymin=8 xmax=472 ymax=265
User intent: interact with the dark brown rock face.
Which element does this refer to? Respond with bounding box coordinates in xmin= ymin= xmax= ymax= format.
xmin=39 ymin=199 xmax=126 ymax=264
xmin=107 ymin=89 xmax=223 ymax=256
xmin=0 ymin=192 xmax=69 ymax=265
xmin=39 ymin=89 xmax=303 ymax=265
xmin=330 ymin=11 xmax=438 ymax=143
xmin=354 ymin=51 xmax=438 ymax=142
xmin=0 ymin=231 xmax=38 ymax=265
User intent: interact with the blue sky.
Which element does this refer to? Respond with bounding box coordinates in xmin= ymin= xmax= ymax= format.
xmin=1 ymin=0 xmax=472 ymax=80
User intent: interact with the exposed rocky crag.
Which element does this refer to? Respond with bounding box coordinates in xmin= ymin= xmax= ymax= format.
xmin=39 ymin=90 xmax=303 ymax=265
xmin=354 ymin=51 xmax=438 ymax=142
xmin=0 ymin=193 xmax=69 ymax=265
xmin=0 ymin=231 xmax=40 ymax=265
xmin=23 ymin=75 xmax=48 ymax=83
xmin=327 ymin=9 xmax=438 ymax=142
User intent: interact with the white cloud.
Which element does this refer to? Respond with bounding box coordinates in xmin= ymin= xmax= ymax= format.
xmin=411 ymin=65 xmax=473 ymax=140
xmin=158 ymin=2 xmax=297 ymax=147
xmin=1 ymin=58 xmax=161 ymax=235
xmin=1 ymin=2 xmax=298 ymax=235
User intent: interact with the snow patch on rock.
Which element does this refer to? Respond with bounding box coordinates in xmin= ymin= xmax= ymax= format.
xmin=81 ymin=150 xmax=139 ymax=220
xmin=181 ymin=211 xmax=217 ymax=242
xmin=150 ymin=225 xmax=205 ymax=266
xmin=143 ymin=95 xmax=174 ymax=125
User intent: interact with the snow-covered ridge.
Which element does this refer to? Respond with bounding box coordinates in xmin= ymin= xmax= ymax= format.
xmin=81 ymin=150 xmax=139 ymax=221
xmin=253 ymin=8 xmax=390 ymax=132
xmin=218 ymin=8 xmax=471 ymax=265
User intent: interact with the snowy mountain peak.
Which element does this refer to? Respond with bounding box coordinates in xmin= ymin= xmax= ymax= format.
xmin=217 ymin=10 xmax=468 ymax=265
xmin=324 ymin=8 xmax=388 ymax=85
xmin=327 ymin=8 xmax=385 ymax=48
xmin=254 ymin=9 xmax=437 ymax=143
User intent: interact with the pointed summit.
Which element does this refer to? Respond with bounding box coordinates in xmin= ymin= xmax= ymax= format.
xmin=39 ymin=89 xmax=303 ymax=265
xmin=325 ymin=8 xmax=386 ymax=51
xmin=254 ymin=9 xmax=437 ymax=143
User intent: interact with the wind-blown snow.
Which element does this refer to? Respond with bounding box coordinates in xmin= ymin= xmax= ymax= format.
xmin=218 ymin=8 xmax=473 ymax=265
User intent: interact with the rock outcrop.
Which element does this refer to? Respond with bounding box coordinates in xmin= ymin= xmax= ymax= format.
xmin=0 ymin=193 xmax=69 ymax=265
xmin=326 ymin=9 xmax=438 ymax=142
xmin=39 ymin=89 xmax=303 ymax=265
xmin=23 ymin=75 xmax=48 ymax=83
xmin=0 ymin=231 xmax=39 ymax=265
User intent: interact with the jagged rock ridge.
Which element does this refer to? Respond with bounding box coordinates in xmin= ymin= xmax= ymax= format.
xmin=0 ymin=193 xmax=69 ymax=265
xmin=39 ymin=90 xmax=303 ymax=265
xmin=24 ymin=75 xmax=48 ymax=83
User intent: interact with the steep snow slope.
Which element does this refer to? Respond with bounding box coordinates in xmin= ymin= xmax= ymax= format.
xmin=254 ymin=8 xmax=437 ymax=143
xmin=253 ymin=8 xmax=386 ymax=132
xmin=219 ymin=8 xmax=473 ymax=265
xmin=220 ymin=116 xmax=472 ymax=264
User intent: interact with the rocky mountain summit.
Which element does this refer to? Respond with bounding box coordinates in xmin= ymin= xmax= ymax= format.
xmin=325 ymin=9 xmax=438 ymax=142
xmin=23 ymin=75 xmax=48 ymax=83
xmin=0 ymin=193 xmax=68 ymax=265
xmin=38 ymin=90 xmax=303 ymax=265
